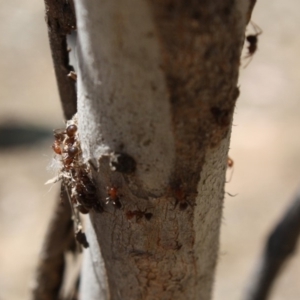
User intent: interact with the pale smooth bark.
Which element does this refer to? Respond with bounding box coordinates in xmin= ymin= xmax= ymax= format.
xmin=74 ymin=1 xmax=251 ymax=299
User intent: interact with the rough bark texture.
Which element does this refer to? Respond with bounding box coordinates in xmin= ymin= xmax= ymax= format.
xmin=74 ymin=1 xmax=250 ymax=299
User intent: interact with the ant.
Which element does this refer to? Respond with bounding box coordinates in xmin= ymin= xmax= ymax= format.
xmin=74 ymin=170 xmax=101 ymax=213
xmin=52 ymin=129 xmax=65 ymax=155
xmin=52 ymin=125 xmax=80 ymax=170
xmin=106 ymin=186 xmax=122 ymax=209
xmin=49 ymin=115 xmax=103 ymax=247
xmin=63 ymin=182 xmax=90 ymax=249
xmin=244 ymin=21 xmax=262 ymax=68
xmin=75 ymin=228 xmax=89 ymax=248
xmin=171 ymin=182 xmax=192 ymax=211
xmin=227 ymin=156 xmax=234 ymax=169
xmin=68 ymin=71 xmax=77 ymax=81
xmin=126 ymin=210 xmax=153 ymax=222
xmin=175 ymin=188 xmax=189 ymax=210
xmin=226 ymin=156 xmax=234 ymax=183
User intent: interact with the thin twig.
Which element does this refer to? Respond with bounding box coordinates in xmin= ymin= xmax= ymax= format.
xmin=32 ymin=189 xmax=76 ymax=300
xmin=244 ymin=188 xmax=300 ymax=300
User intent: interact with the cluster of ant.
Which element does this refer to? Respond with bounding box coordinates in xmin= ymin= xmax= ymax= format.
xmin=48 ymin=117 xmax=102 ymax=248
xmin=51 ymin=120 xmax=101 ymax=214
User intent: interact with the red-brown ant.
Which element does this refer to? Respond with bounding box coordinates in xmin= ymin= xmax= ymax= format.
xmin=52 ymin=140 xmax=62 ymax=155
xmin=226 ymin=156 xmax=234 ymax=183
xmin=66 ymin=124 xmax=77 ymax=137
xmin=173 ymin=184 xmax=190 ymax=211
xmin=67 ymin=146 xmax=79 ymax=157
xmin=227 ymin=156 xmax=234 ymax=168
xmin=126 ymin=210 xmax=153 ymax=222
xmin=59 ymin=125 xmax=80 ymax=170
xmin=67 ymin=71 xmax=77 ymax=81
xmin=52 ymin=129 xmax=65 ymax=155
xmin=106 ymin=187 xmax=122 ymax=209
xmin=174 ymin=187 xmax=188 ymax=210
xmin=74 ymin=170 xmax=102 ymax=212
xmin=244 ymin=21 xmax=262 ymax=68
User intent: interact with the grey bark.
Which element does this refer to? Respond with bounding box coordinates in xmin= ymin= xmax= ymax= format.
xmin=74 ymin=1 xmax=252 ymax=299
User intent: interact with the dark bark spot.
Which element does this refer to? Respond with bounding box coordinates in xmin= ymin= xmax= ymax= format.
xmin=145 ymin=213 xmax=153 ymax=221
xmin=210 ymin=106 xmax=232 ymax=127
xmin=179 ymin=202 xmax=189 ymax=211
xmin=110 ymin=152 xmax=136 ymax=174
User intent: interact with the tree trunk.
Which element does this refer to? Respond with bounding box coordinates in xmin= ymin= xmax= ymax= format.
xmin=74 ymin=1 xmax=251 ymax=299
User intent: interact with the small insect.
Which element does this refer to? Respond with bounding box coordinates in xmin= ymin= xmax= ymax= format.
xmin=57 ymin=125 xmax=80 ymax=170
xmin=62 ymin=183 xmax=90 ymax=249
xmin=52 ymin=139 xmax=62 ymax=155
xmin=75 ymin=228 xmax=89 ymax=248
xmin=126 ymin=210 xmax=153 ymax=222
xmin=66 ymin=124 xmax=77 ymax=137
xmin=48 ymin=115 xmax=102 ymax=248
xmin=68 ymin=71 xmax=77 ymax=81
xmin=226 ymin=156 xmax=234 ymax=182
xmin=52 ymin=129 xmax=65 ymax=155
xmin=244 ymin=21 xmax=262 ymax=68
xmin=173 ymin=184 xmax=190 ymax=211
xmin=227 ymin=156 xmax=234 ymax=169
xmin=106 ymin=187 xmax=122 ymax=209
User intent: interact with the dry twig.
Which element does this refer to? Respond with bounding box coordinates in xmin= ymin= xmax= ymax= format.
xmin=245 ymin=188 xmax=300 ymax=300
xmin=32 ymin=1 xmax=78 ymax=298
xmin=32 ymin=189 xmax=76 ymax=300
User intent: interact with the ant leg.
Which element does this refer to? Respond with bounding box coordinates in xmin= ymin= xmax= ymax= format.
xmin=226 ymin=166 xmax=234 ymax=183
xmin=250 ymin=21 xmax=263 ymax=36
xmin=243 ymin=55 xmax=253 ymax=68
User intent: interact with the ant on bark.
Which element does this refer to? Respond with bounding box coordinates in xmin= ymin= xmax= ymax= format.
xmin=48 ymin=115 xmax=102 ymax=248
xmin=226 ymin=156 xmax=234 ymax=183
xmin=170 ymin=181 xmax=193 ymax=211
xmin=126 ymin=210 xmax=153 ymax=222
xmin=106 ymin=186 xmax=122 ymax=209
xmin=244 ymin=21 xmax=262 ymax=68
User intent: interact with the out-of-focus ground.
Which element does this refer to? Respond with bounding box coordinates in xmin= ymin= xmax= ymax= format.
xmin=0 ymin=1 xmax=300 ymax=299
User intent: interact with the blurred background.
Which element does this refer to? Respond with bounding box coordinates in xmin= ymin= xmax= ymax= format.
xmin=0 ymin=0 xmax=300 ymax=299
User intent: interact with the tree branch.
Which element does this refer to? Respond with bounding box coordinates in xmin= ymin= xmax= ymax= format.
xmin=244 ymin=189 xmax=300 ymax=300
xmin=74 ymin=1 xmax=250 ymax=299
xmin=32 ymin=1 xmax=78 ymax=298
xmin=44 ymin=0 xmax=77 ymax=119
xmin=32 ymin=189 xmax=76 ymax=300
